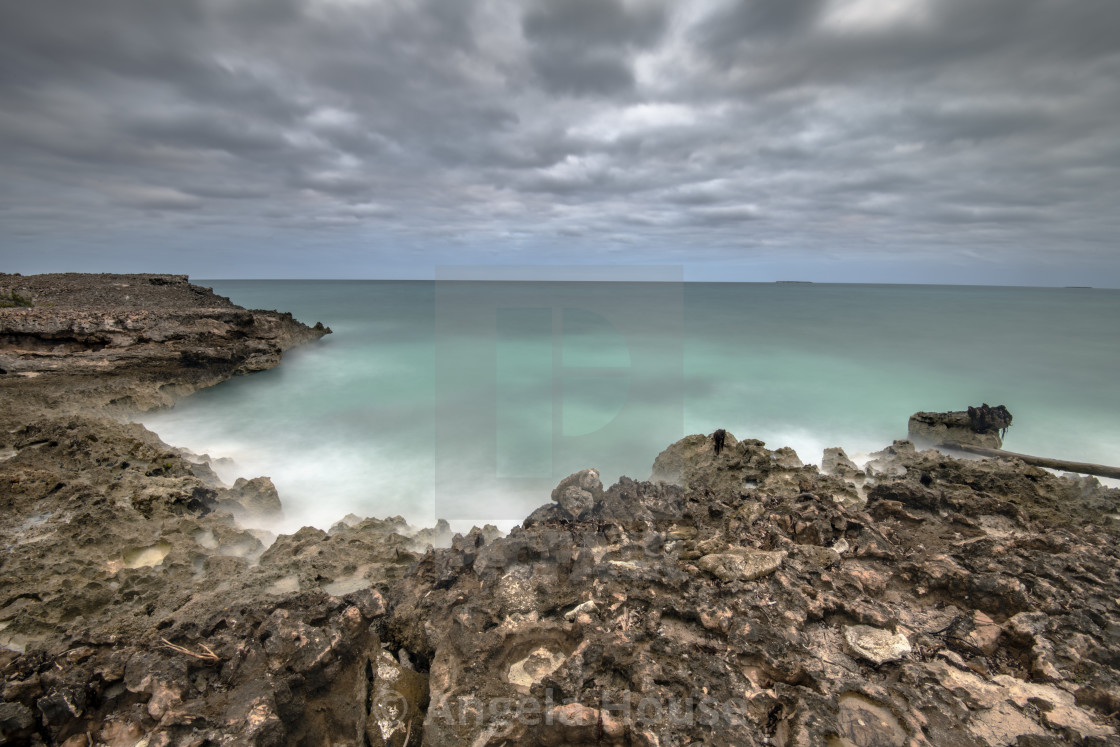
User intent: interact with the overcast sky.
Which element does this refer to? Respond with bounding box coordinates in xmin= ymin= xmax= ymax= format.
xmin=1 ymin=0 xmax=1118 ymax=284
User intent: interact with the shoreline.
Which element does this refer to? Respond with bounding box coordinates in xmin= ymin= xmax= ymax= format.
xmin=2 ymin=273 xmax=1120 ymax=745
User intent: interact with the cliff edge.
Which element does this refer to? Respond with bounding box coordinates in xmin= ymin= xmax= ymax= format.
xmin=0 ymin=273 xmax=330 ymax=417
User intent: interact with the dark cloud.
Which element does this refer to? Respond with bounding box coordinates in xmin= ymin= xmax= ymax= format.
xmin=0 ymin=0 xmax=1118 ymax=284
xmin=527 ymin=50 xmax=637 ymax=96
xmin=523 ymin=0 xmax=665 ymax=47
xmin=126 ymin=112 xmax=293 ymax=156
xmin=698 ymin=0 xmax=828 ymax=48
xmin=523 ymin=0 xmax=668 ymax=95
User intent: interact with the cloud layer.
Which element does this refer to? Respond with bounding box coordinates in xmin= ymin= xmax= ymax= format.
xmin=2 ymin=0 xmax=1118 ymax=282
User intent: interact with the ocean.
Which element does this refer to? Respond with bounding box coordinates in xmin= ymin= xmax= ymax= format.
xmin=137 ymin=280 xmax=1120 ymax=533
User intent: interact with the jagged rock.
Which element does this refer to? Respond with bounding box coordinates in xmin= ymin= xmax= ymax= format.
xmin=222 ymin=476 xmax=283 ymax=516
xmin=969 ymin=403 xmax=1013 ymax=435
xmin=965 ymin=610 xmax=1004 ymax=655
xmin=864 ymin=439 xmax=919 ymax=477
xmin=650 ymin=429 xmax=818 ymax=497
xmin=0 ymin=702 xmax=36 ymax=743
xmin=822 ymin=446 xmax=862 ymax=478
xmin=384 ymin=430 xmax=1120 ymax=744
xmin=771 ymin=445 xmax=803 ymax=469
xmin=550 ymin=468 xmax=603 ymax=520
xmin=4 ymin=278 xmax=1120 ymax=747
xmin=793 ymin=543 xmax=841 ymax=569
xmin=0 ymin=272 xmax=330 ymax=419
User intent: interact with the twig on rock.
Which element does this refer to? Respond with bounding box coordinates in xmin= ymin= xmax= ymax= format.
xmin=160 ymin=637 xmax=221 ymax=662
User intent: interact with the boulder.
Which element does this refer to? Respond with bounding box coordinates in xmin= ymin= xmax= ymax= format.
xmin=222 ymin=476 xmax=283 ymax=517
xmin=698 ymin=547 xmax=786 ymax=581
xmin=908 ymin=404 xmax=1012 ymax=449
xmin=822 ymin=446 xmax=862 ymax=478
xmin=843 ymin=625 xmax=912 ymax=665
xmin=550 ymin=468 xmax=603 ymax=520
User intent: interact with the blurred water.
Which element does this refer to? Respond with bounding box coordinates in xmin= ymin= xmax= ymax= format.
xmin=138 ymin=280 xmax=1120 ymax=532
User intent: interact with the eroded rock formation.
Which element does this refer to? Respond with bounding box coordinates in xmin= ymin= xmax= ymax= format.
xmin=908 ymin=404 xmax=1013 ymax=449
xmin=3 ymin=275 xmax=1119 ymax=746
xmin=0 ymin=273 xmax=330 ymax=416
xmin=386 ymin=434 xmax=1120 ymax=745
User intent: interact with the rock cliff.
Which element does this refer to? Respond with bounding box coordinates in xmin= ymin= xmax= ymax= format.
xmin=0 ymin=273 xmax=330 ymax=416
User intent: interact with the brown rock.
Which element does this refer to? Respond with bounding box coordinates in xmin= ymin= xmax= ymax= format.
xmin=698 ymin=547 xmax=786 ymax=581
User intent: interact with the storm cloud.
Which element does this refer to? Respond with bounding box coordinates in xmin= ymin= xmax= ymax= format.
xmin=1 ymin=0 xmax=1118 ymax=283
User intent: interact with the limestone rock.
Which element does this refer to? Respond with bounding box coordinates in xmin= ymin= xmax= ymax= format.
xmin=843 ymin=625 xmax=912 ymax=665
xmin=771 ymin=446 xmax=803 ymax=469
xmin=0 ymin=272 xmax=331 ymax=420
xmin=698 ymin=547 xmax=786 ymax=581
xmin=793 ymin=543 xmax=841 ymax=569
xmin=550 ymin=468 xmax=603 ymax=520
xmin=5 ymin=276 xmax=1120 ymax=747
xmin=836 ymin=693 xmax=909 ymax=747
xmin=0 ymin=702 xmax=35 ymax=743
xmin=822 ymin=446 xmax=862 ymax=477
xmin=224 ymin=476 xmax=283 ymax=517
xmin=908 ymin=404 xmax=1011 ymax=449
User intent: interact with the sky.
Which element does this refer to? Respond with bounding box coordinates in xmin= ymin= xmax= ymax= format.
xmin=1 ymin=0 xmax=1118 ymax=285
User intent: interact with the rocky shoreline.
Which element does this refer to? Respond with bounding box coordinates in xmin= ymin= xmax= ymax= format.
xmin=3 ymin=274 xmax=1120 ymax=746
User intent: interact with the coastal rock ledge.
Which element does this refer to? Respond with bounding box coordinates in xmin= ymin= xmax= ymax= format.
xmin=0 ymin=272 xmax=331 ymax=416
xmin=3 ymin=274 xmax=1120 ymax=746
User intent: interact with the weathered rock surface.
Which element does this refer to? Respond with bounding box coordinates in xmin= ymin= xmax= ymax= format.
xmin=698 ymin=546 xmax=786 ymax=581
xmin=0 ymin=275 xmax=433 ymax=746
xmin=843 ymin=624 xmax=912 ymax=665
xmin=3 ymin=275 xmax=1120 ymax=746
xmin=822 ymin=446 xmax=863 ymax=480
xmin=386 ymin=432 xmax=1120 ymax=746
xmin=0 ymin=272 xmax=331 ymax=417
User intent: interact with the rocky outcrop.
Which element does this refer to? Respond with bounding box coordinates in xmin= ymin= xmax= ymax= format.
xmin=822 ymin=446 xmax=864 ymax=481
xmin=386 ymin=433 xmax=1120 ymax=746
xmin=3 ymin=276 xmax=1120 ymax=746
xmin=0 ymin=413 xmax=437 ymax=743
xmin=0 ymin=274 xmax=430 ymax=746
xmin=908 ymin=404 xmax=1013 ymax=449
xmin=0 ymin=273 xmax=331 ymax=417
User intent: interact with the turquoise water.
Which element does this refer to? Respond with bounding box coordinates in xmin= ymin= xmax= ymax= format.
xmin=138 ymin=281 xmax=1120 ymax=531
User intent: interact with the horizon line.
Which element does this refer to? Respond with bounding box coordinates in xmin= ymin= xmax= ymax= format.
xmin=192 ymin=277 xmax=1116 ymax=290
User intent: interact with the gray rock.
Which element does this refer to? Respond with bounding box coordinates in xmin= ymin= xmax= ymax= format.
xmin=843 ymin=624 xmax=912 ymax=665
xmin=551 ymin=468 xmax=602 ymax=520
xmin=224 ymin=476 xmax=283 ymax=516
xmin=698 ymin=547 xmax=786 ymax=581
xmin=0 ymin=701 xmax=35 ymax=741
xmin=822 ymin=446 xmax=861 ymax=476
xmin=908 ymin=407 xmax=1009 ymax=449
xmin=771 ymin=446 xmax=803 ymax=469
